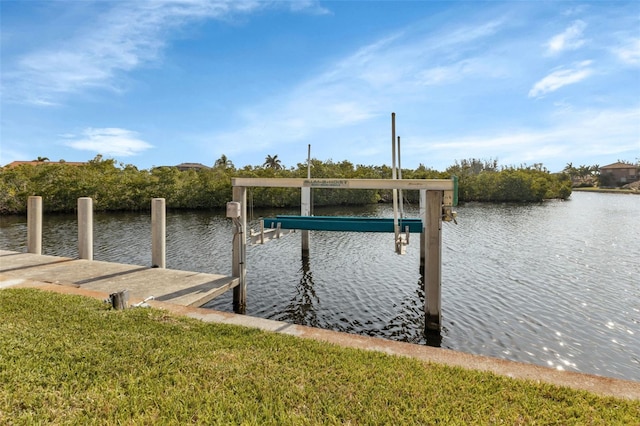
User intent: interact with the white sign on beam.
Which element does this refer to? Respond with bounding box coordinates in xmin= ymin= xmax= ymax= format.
xmin=304 ymin=179 xmax=349 ymax=188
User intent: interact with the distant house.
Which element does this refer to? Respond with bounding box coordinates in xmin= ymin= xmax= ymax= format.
xmin=599 ymin=162 xmax=639 ymax=186
xmin=175 ymin=163 xmax=210 ymax=172
xmin=3 ymin=160 xmax=87 ymax=168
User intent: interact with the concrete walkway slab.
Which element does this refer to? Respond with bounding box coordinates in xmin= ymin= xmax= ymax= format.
xmin=0 ymin=250 xmax=238 ymax=307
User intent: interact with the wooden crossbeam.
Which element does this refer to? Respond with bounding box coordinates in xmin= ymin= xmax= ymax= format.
xmin=232 ymin=177 xmax=454 ymax=191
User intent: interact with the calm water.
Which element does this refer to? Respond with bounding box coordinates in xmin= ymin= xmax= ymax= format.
xmin=1 ymin=192 xmax=638 ymax=381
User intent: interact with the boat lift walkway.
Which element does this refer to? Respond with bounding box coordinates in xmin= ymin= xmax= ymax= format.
xmin=0 ymin=250 xmax=239 ymax=307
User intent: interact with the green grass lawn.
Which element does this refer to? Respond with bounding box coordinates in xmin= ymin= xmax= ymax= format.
xmin=1 ymin=288 xmax=638 ymax=425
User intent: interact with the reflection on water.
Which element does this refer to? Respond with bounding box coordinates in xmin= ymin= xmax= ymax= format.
xmin=280 ymin=257 xmax=320 ymax=327
xmin=1 ymin=192 xmax=638 ymax=381
xmin=380 ymin=274 xmax=444 ymax=347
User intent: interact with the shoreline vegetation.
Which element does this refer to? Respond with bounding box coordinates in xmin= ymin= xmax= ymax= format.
xmin=572 ymin=186 xmax=640 ymax=195
xmin=1 ymin=288 xmax=638 ymax=424
xmin=1 ymin=156 xmax=575 ymax=215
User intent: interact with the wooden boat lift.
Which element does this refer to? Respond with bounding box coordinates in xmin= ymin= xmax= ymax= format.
xmin=228 ymin=176 xmax=457 ymax=331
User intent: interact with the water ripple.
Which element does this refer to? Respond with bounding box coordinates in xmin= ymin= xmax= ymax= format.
xmin=1 ymin=193 xmax=638 ymax=381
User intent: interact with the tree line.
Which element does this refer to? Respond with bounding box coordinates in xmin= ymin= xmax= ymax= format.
xmin=0 ymin=155 xmax=572 ymax=214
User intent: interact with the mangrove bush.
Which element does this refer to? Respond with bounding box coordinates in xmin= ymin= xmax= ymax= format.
xmin=0 ymin=157 xmax=572 ymax=214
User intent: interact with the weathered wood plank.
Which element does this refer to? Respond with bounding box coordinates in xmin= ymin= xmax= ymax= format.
xmin=232 ymin=177 xmax=455 ymax=191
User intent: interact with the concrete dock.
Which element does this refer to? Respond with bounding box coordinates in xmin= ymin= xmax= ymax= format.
xmin=0 ymin=250 xmax=238 ymax=307
xmin=1 ymin=249 xmax=639 ymax=401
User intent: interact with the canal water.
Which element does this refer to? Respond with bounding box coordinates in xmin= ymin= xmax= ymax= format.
xmin=1 ymin=191 xmax=638 ymax=381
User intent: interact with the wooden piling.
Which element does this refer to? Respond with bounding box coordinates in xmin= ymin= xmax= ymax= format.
xmin=301 ymin=143 xmax=311 ymax=258
xmin=419 ymin=190 xmax=426 ymax=267
xmin=301 ymin=186 xmax=311 ymax=257
xmin=391 ymin=113 xmax=400 ymax=249
xmin=151 ymin=198 xmax=166 ymax=268
xmin=78 ymin=197 xmax=93 ymax=260
xmin=232 ymin=186 xmax=247 ymax=313
xmin=424 ymin=190 xmax=443 ymax=331
xmin=109 ymin=289 xmax=129 ymax=310
xmin=27 ymin=196 xmax=42 ymax=255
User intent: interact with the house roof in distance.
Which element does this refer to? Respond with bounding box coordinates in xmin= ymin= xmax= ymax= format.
xmin=600 ymin=162 xmax=637 ymax=170
xmin=175 ymin=162 xmax=210 ymax=171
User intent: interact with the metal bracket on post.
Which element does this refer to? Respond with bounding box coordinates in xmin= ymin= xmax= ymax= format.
xmin=249 ymin=220 xmax=294 ymax=245
xmin=226 ymin=202 xmax=241 ymax=219
xmin=394 ymin=225 xmax=410 ymax=255
xmin=443 ymin=175 xmax=459 ymax=223
xmin=442 ymin=189 xmax=458 ymax=224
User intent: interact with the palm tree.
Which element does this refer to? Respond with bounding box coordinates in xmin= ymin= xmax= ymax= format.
xmin=33 ymin=156 xmax=50 ymax=162
xmin=214 ymin=154 xmax=234 ymax=169
xmin=263 ymin=154 xmax=282 ymax=170
xmin=577 ymin=165 xmax=591 ymax=179
xmin=563 ymin=162 xmax=580 ymax=181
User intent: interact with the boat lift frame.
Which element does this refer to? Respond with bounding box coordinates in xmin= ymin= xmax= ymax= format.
xmin=230 ymin=177 xmax=457 ymax=331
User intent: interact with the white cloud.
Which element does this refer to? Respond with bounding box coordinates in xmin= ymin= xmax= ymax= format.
xmin=4 ymin=1 xmax=269 ymax=106
xmin=288 ymin=0 xmax=331 ymax=15
xmin=614 ymin=38 xmax=640 ymax=66
xmin=416 ymin=59 xmax=492 ymax=86
xmin=206 ymin=17 xmax=508 ymax=159
xmin=528 ymin=61 xmax=593 ymax=98
xmin=443 ymin=18 xmax=504 ymax=48
xmin=64 ymin=128 xmax=153 ymax=157
xmin=546 ymin=20 xmax=587 ymax=54
xmin=422 ymin=107 xmax=640 ymax=168
xmin=562 ymin=5 xmax=588 ymax=17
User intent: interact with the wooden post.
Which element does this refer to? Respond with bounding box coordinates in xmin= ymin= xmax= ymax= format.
xmin=301 ymin=144 xmax=311 ymax=258
xmin=391 ymin=113 xmax=399 ymax=250
xmin=301 ymin=186 xmax=311 ymax=258
xmin=419 ymin=190 xmax=426 ymax=267
xmin=232 ymin=186 xmax=247 ymax=313
xmin=151 ymin=198 xmax=166 ymax=268
xmin=424 ymin=190 xmax=443 ymax=331
xmin=397 ymin=136 xmax=404 ymax=218
xmin=78 ymin=197 xmax=93 ymax=260
xmin=260 ymin=220 xmax=265 ymax=244
xmin=109 ymin=289 xmax=129 ymax=310
xmin=27 ymin=196 xmax=42 ymax=255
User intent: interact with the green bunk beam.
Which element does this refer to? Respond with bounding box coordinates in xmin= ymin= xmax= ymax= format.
xmin=262 ymin=215 xmax=423 ymax=233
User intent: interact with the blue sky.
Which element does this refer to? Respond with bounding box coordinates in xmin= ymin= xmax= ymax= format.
xmin=1 ymin=1 xmax=639 ymax=172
